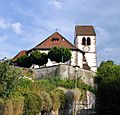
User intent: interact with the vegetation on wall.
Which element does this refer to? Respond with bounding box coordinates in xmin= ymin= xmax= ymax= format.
xmin=94 ymin=60 xmax=120 ymax=115
xmin=0 ymin=61 xmax=95 ymax=115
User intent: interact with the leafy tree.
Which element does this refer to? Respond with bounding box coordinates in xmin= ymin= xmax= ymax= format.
xmin=30 ymin=50 xmax=48 ymax=66
xmin=94 ymin=60 xmax=120 ymax=115
xmin=15 ymin=54 xmax=32 ymax=68
xmin=48 ymin=47 xmax=71 ymax=63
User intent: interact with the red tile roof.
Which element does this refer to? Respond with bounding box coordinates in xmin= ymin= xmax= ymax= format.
xmin=75 ymin=25 xmax=96 ymax=36
xmin=12 ymin=50 xmax=26 ymax=61
xmin=30 ymin=32 xmax=82 ymax=52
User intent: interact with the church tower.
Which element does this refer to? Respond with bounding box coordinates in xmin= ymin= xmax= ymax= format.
xmin=74 ymin=25 xmax=97 ymax=72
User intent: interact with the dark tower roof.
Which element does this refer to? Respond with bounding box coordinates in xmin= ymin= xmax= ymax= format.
xmin=75 ymin=25 xmax=96 ymax=36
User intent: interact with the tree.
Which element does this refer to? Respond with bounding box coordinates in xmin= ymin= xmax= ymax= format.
xmin=15 ymin=51 xmax=48 ymax=67
xmin=15 ymin=54 xmax=32 ymax=68
xmin=30 ymin=50 xmax=48 ymax=66
xmin=48 ymin=47 xmax=71 ymax=63
xmin=94 ymin=60 xmax=120 ymax=115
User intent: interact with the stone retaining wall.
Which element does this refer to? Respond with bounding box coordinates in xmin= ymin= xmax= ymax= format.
xmin=33 ymin=64 xmax=94 ymax=86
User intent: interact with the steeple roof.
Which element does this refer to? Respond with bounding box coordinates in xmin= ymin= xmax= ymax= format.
xmin=75 ymin=25 xmax=96 ymax=36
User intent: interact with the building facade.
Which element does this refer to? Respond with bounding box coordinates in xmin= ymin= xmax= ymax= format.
xmin=74 ymin=26 xmax=97 ymax=72
xmin=13 ymin=25 xmax=97 ymax=72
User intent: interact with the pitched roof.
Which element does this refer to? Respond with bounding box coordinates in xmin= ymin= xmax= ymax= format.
xmin=12 ymin=50 xmax=26 ymax=61
xmin=30 ymin=32 xmax=82 ymax=52
xmin=75 ymin=25 xmax=96 ymax=36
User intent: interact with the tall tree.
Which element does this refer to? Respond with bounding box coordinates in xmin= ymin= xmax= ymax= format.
xmin=94 ymin=61 xmax=120 ymax=115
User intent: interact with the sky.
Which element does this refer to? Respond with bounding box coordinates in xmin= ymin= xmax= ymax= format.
xmin=0 ymin=0 xmax=120 ymax=65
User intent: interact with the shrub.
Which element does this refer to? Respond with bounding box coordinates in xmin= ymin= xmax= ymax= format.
xmin=23 ymin=93 xmax=42 ymax=115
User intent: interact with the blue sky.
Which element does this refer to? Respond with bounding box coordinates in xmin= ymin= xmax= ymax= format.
xmin=0 ymin=0 xmax=120 ymax=65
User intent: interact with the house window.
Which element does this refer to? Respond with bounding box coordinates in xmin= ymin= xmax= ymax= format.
xmin=52 ymin=38 xmax=59 ymax=42
xmin=82 ymin=37 xmax=86 ymax=45
xmin=87 ymin=37 xmax=91 ymax=45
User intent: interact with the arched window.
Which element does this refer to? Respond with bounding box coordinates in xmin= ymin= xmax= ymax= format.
xmin=87 ymin=37 xmax=91 ymax=45
xmin=82 ymin=37 xmax=86 ymax=45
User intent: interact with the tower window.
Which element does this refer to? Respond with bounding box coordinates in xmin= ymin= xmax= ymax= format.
xmin=87 ymin=37 xmax=91 ymax=45
xmin=82 ymin=37 xmax=86 ymax=45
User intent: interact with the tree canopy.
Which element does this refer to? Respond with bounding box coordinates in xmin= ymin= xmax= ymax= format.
xmin=94 ymin=60 xmax=120 ymax=115
xmin=48 ymin=47 xmax=71 ymax=63
xmin=15 ymin=50 xmax=48 ymax=68
xmin=15 ymin=54 xmax=32 ymax=68
xmin=30 ymin=50 xmax=48 ymax=66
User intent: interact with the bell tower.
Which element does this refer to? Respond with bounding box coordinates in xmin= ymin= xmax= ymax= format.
xmin=74 ymin=25 xmax=97 ymax=72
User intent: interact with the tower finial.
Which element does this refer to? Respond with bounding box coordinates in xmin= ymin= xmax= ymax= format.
xmin=55 ymin=28 xmax=58 ymax=32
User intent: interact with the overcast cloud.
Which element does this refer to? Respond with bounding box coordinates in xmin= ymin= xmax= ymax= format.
xmin=0 ymin=0 xmax=120 ymax=65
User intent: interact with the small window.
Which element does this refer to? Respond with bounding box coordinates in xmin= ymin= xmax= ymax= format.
xmin=82 ymin=37 xmax=86 ymax=45
xmin=52 ymin=38 xmax=59 ymax=42
xmin=87 ymin=37 xmax=91 ymax=45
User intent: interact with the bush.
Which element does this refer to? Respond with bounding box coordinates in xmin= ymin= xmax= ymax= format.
xmin=23 ymin=93 xmax=42 ymax=115
xmin=0 ymin=62 xmax=20 ymax=97
xmin=40 ymin=92 xmax=52 ymax=114
xmin=50 ymin=89 xmax=66 ymax=111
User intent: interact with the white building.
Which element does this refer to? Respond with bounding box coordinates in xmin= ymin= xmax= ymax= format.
xmin=13 ymin=25 xmax=97 ymax=72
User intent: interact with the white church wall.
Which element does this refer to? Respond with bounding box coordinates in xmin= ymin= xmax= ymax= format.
xmin=76 ymin=36 xmax=96 ymax=52
xmin=39 ymin=50 xmax=49 ymax=54
xmin=39 ymin=50 xmax=78 ymax=67
xmin=75 ymin=35 xmax=97 ymax=72
xmin=78 ymin=52 xmax=83 ymax=68
xmin=70 ymin=51 xmax=76 ymax=66
xmin=85 ymin=53 xmax=97 ymax=72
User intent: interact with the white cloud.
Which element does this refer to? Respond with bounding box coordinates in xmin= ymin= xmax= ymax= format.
xmin=0 ymin=17 xmax=22 ymax=35
xmin=11 ymin=22 xmax=22 ymax=34
xmin=50 ymin=0 xmax=62 ymax=9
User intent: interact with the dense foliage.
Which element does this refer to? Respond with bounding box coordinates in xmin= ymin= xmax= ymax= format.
xmin=15 ymin=50 xmax=48 ymax=68
xmin=30 ymin=50 xmax=48 ymax=66
xmin=48 ymin=47 xmax=71 ymax=63
xmin=15 ymin=47 xmax=71 ymax=68
xmin=15 ymin=54 xmax=32 ymax=68
xmin=0 ymin=62 xmax=95 ymax=115
xmin=94 ymin=61 xmax=120 ymax=115
xmin=0 ymin=62 xmax=20 ymax=97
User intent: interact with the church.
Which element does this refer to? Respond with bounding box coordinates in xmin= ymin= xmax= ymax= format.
xmin=13 ymin=25 xmax=97 ymax=72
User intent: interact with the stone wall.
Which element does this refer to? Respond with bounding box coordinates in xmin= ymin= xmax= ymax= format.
xmin=32 ymin=64 xmax=95 ymax=113
xmin=33 ymin=64 xmax=94 ymax=86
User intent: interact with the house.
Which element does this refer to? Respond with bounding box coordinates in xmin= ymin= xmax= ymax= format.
xmin=13 ymin=25 xmax=97 ymax=72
